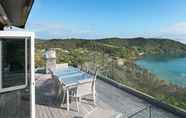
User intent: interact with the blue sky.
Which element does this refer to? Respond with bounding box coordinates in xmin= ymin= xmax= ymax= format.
xmin=26 ymin=0 xmax=186 ymax=43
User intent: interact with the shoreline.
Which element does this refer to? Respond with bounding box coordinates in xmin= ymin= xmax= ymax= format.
xmin=134 ymin=54 xmax=186 ymax=88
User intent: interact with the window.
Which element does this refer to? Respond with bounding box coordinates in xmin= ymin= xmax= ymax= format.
xmin=0 ymin=38 xmax=28 ymax=93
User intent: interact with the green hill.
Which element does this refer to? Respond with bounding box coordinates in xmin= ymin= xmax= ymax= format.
xmin=36 ymin=37 xmax=186 ymax=59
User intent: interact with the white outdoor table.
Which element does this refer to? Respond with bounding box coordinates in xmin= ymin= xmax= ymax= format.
xmin=52 ymin=66 xmax=93 ymax=111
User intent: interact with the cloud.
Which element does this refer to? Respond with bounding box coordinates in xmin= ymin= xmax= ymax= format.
xmin=26 ymin=23 xmax=101 ymax=39
xmin=26 ymin=22 xmax=186 ymax=44
xmin=160 ymin=22 xmax=186 ymax=44
xmin=163 ymin=22 xmax=186 ymax=34
xmin=26 ymin=23 xmax=64 ymax=35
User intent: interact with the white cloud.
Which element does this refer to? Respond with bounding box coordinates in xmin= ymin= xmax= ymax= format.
xmin=163 ymin=22 xmax=186 ymax=34
xmin=160 ymin=22 xmax=186 ymax=44
xmin=26 ymin=23 xmax=100 ymax=39
xmin=26 ymin=22 xmax=186 ymax=44
xmin=26 ymin=23 xmax=64 ymax=33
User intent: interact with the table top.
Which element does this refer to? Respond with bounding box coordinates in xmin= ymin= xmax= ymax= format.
xmin=53 ymin=66 xmax=93 ymax=86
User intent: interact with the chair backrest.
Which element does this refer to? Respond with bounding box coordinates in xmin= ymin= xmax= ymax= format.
xmin=76 ymin=69 xmax=98 ymax=97
xmin=77 ymin=79 xmax=93 ymax=97
xmin=91 ymin=68 xmax=98 ymax=91
xmin=56 ymin=63 xmax=68 ymax=69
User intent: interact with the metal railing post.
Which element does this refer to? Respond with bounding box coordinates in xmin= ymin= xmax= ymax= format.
xmin=149 ymin=105 xmax=152 ymax=118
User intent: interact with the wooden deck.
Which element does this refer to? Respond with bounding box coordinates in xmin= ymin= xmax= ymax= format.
xmin=0 ymin=90 xmax=30 ymax=118
xmin=0 ymin=76 xmax=180 ymax=118
xmin=35 ymin=78 xmax=179 ymax=118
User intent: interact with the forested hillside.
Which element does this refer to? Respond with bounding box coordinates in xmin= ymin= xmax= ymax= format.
xmin=36 ymin=37 xmax=186 ymax=57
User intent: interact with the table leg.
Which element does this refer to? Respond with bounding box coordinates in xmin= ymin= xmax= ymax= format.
xmin=93 ymin=88 xmax=96 ymax=105
xmin=67 ymin=88 xmax=69 ymax=111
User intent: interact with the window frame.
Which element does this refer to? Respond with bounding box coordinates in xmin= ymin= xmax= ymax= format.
xmin=0 ymin=38 xmax=28 ymax=92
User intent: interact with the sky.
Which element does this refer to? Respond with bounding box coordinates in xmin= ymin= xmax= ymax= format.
xmin=26 ymin=0 xmax=186 ymax=43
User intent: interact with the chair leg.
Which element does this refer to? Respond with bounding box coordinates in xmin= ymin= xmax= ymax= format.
xmin=62 ymin=92 xmax=66 ymax=105
xmin=93 ymin=91 xmax=96 ymax=105
xmin=79 ymin=97 xmax=82 ymax=103
xmin=67 ymin=89 xmax=70 ymax=111
xmin=76 ymin=97 xmax=79 ymax=112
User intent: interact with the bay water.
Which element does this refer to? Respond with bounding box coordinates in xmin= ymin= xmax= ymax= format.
xmin=135 ymin=55 xmax=186 ymax=87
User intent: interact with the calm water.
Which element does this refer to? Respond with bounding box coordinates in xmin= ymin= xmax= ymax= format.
xmin=135 ymin=55 xmax=186 ymax=87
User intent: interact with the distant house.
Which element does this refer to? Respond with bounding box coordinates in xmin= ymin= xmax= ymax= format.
xmin=138 ymin=52 xmax=144 ymax=56
xmin=117 ymin=58 xmax=124 ymax=66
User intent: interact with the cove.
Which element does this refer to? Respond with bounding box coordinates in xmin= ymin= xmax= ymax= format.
xmin=135 ymin=55 xmax=186 ymax=87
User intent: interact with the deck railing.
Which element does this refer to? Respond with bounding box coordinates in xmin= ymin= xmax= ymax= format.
xmin=81 ymin=46 xmax=186 ymax=118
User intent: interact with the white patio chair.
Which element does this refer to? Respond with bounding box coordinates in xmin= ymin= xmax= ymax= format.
xmin=53 ymin=75 xmax=77 ymax=108
xmin=71 ymin=69 xmax=97 ymax=112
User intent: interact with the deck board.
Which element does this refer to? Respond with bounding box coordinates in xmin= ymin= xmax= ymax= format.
xmin=35 ymin=78 xmax=179 ymax=118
